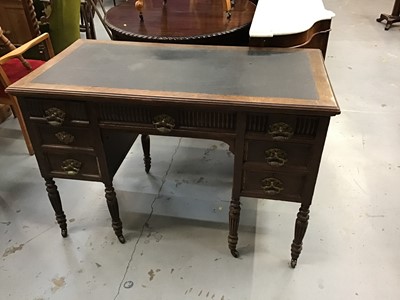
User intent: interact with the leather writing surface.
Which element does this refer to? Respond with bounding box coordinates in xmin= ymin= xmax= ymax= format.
xmin=32 ymin=43 xmax=318 ymax=100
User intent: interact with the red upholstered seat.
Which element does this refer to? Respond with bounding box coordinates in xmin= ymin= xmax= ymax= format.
xmin=0 ymin=58 xmax=46 ymax=97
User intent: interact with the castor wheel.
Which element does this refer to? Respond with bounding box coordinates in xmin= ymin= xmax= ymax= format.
xmin=117 ymin=235 xmax=126 ymax=244
xmin=290 ymin=259 xmax=297 ymax=268
xmin=230 ymin=249 xmax=239 ymax=258
xmin=61 ymin=229 xmax=68 ymax=238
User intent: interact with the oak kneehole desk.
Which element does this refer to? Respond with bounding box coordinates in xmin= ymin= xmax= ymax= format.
xmin=7 ymin=40 xmax=340 ymax=268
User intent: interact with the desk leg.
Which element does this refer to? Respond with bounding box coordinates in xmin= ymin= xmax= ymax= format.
xmin=290 ymin=204 xmax=310 ymax=268
xmin=141 ymin=134 xmax=151 ymax=173
xmin=45 ymin=178 xmax=68 ymax=238
xmin=228 ymin=197 xmax=241 ymax=257
xmin=105 ymin=185 xmax=125 ymax=244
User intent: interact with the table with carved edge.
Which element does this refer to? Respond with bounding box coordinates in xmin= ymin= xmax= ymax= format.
xmin=7 ymin=39 xmax=340 ymax=267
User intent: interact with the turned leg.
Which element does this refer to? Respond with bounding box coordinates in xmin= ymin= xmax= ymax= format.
xmin=45 ymin=178 xmax=68 ymax=238
xmin=141 ymin=134 xmax=151 ymax=173
xmin=290 ymin=204 xmax=310 ymax=268
xmin=228 ymin=197 xmax=241 ymax=258
xmin=105 ymin=185 xmax=125 ymax=244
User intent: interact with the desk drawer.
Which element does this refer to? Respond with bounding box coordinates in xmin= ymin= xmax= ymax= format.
xmin=241 ymin=170 xmax=305 ymax=202
xmin=246 ymin=114 xmax=320 ymax=141
xmin=24 ymin=98 xmax=89 ymax=124
xmin=97 ymin=103 xmax=236 ymax=132
xmin=245 ymin=140 xmax=312 ymax=168
xmin=42 ymin=152 xmax=101 ymax=179
xmin=36 ymin=125 xmax=95 ymax=148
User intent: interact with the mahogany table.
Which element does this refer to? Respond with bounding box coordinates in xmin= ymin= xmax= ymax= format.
xmin=104 ymin=0 xmax=256 ymax=46
xmin=377 ymin=0 xmax=400 ymax=30
xmin=7 ymin=40 xmax=340 ymax=267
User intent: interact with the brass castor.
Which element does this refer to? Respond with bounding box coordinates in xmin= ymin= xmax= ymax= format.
xmin=230 ymin=249 xmax=239 ymax=258
xmin=118 ymin=235 xmax=126 ymax=244
xmin=290 ymin=259 xmax=297 ymax=268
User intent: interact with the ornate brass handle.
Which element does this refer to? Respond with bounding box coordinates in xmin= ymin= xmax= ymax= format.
xmin=265 ymin=148 xmax=288 ymax=167
xmin=55 ymin=131 xmax=75 ymax=145
xmin=267 ymin=122 xmax=294 ymax=141
xmin=261 ymin=178 xmax=284 ymax=195
xmin=44 ymin=107 xmax=66 ymax=126
xmin=152 ymin=114 xmax=175 ymax=133
xmin=61 ymin=159 xmax=82 ymax=176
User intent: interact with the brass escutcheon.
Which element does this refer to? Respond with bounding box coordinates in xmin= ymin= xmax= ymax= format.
xmin=261 ymin=177 xmax=284 ymax=195
xmin=44 ymin=107 xmax=66 ymax=126
xmin=61 ymin=159 xmax=82 ymax=176
xmin=55 ymin=131 xmax=75 ymax=144
xmin=267 ymin=122 xmax=294 ymax=141
xmin=265 ymin=148 xmax=288 ymax=167
xmin=152 ymin=114 xmax=175 ymax=133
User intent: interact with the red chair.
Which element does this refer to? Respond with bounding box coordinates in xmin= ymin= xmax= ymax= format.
xmin=0 ymin=26 xmax=54 ymax=155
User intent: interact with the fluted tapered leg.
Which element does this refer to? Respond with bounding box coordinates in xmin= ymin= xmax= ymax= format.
xmin=290 ymin=204 xmax=310 ymax=268
xmin=45 ymin=178 xmax=67 ymax=238
xmin=228 ymin=197 xmax=241 ymax=257
xmin=105 ymin=185 xmax=125 ymax=243
xmin=141 ymin=134 xmax=151 ymax=173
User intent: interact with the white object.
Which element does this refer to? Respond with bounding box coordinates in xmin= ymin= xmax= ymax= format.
xmin=249 ymin=0 xmax=335 ymax=38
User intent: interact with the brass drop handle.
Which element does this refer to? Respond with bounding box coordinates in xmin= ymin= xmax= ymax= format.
xmin=265 ymin=148 xmax=288 ymax=167
xmin=268 ymin=122 xmax=294 ymax=141
xmin=61 ymin=159 xmax=82 ymax=176
xmin=55 ymin=131 xmax=75 ymax=145
xmin=261 ymin=178 xmax=284 ymax=195
xmin=152 ymin=114 xmax=175 ymax=134
xmin=44 ymin=107 xmax=66 ymax=126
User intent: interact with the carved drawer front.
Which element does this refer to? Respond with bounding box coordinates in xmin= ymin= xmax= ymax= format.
xmin=245 ymin=140 xmax=312 ymax=168
xmin=246 ymin=114 xmax=320 ymax=140
xmin=43 ymin=153 xmax=101 ymax=180
xmin=98 ymin=103 xmax=236 ymax=132
xmin=24 ymin=98 xmax=88 ymax=125
xmin=36 ymin=125 xmax=94 ymax=148
xmin=241 ymin=170 xmax=305 ymax=202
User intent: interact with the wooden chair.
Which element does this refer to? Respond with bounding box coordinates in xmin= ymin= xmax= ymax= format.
xmin=0 ymin=0 xmax=41 ymax=47
xmin=0 ymin=26 xmax=54 ymax=155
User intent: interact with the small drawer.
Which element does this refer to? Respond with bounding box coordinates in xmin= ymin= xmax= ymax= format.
xmin=245 ymin=140 xmax=312 ymax=168
xmin=37 ymin=125 xmax=95 ymax=148
xmin=43 ymin=152 xmax=101 ymax=179
xmin=241 ymin=170 xmax=305 ymax=201
xmin=24 ymin=98 xmax=88 ymax=125
xmin=246 ymin=113 xmax=320 ymax=140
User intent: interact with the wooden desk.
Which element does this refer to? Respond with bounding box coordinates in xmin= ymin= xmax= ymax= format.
xmin=7 ymin=40 xmax=340 ymax=267
xmin=104 ymin=0 xmax=255 ymax=46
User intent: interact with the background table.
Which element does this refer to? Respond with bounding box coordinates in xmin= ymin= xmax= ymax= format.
xmin=376 ymin=0 xmax=400 ymax=30
xmin=105 ymin=0 xmax=256 ymax=46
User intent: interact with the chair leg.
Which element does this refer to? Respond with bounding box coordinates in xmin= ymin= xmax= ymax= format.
xmin=10 ymin=99 xmax=34 ymax=155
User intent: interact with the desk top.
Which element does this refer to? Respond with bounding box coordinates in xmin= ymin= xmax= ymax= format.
xmin=250 ymin=0 xmax=335 ymax=37
xmin=7 ymin=39 xmax=339 ymax=115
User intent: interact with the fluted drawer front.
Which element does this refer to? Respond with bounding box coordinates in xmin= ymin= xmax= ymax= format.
xmin=241 ymin=170 xmax=305 ymax=202
xmin=246 ymin=114 xmax=320 ymax=140
xmin=24 ymin=98 xmax=88 ymax=123
xmin=37 ymin=125 xmax=94 ymax=148
xmin=98 ymin=103 xmax=236 ymax=132
xmin=245 ymin=140 xmax=312 ymax=168
xmin=43 ymin=153 xmax=101 ymax=179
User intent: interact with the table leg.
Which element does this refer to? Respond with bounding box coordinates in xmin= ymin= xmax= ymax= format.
xmin=105 ymin=185 xmax=125 ymax=243
xmin=45 ymin=178 xmax=68 ymax=238
xmin=377 ymin=0 xmax=400 ymax=30
xmin=141 ymin=134 xmax=151 ymax=173
xmin=228 ymin=197 xmax=241 ymax=257
xmin=290 ymin=204 xmax=310 ymax=268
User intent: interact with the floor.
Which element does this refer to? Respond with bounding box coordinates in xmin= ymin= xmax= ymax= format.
xmin=1 ymin=0 xmax=400 ymax=299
